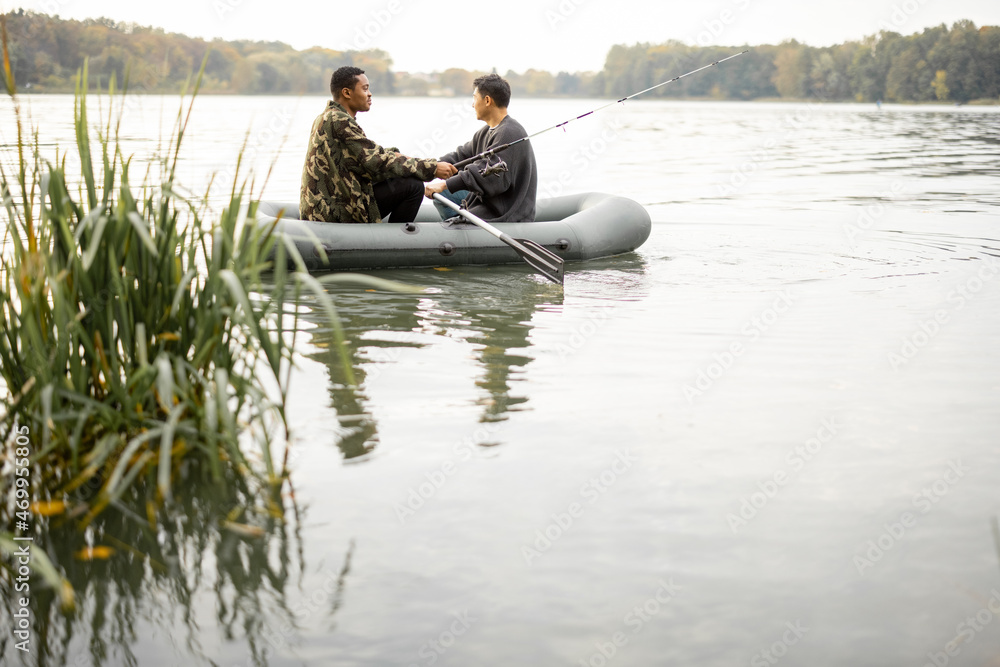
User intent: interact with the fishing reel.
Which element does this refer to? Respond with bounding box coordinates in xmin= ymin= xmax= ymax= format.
xmin=479 ymin=154 xmax=508 ymax=178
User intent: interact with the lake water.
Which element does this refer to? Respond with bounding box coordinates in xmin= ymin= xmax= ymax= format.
xmin=2 ymin=94 xmax=1000 ymax=666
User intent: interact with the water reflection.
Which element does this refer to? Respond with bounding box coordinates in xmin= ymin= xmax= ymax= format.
xmin=301 ymin=270 xmax=567 ymax=458
xmin=0 ymin=469 xmax=351 ymax=667
xmin=0 ymin=263 xmax=635 ymax=664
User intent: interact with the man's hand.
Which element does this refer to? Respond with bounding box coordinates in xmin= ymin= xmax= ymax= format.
xmin=425 ymin=181 xmax=448 ymax=199
xmin=434 ymin=162 xmax=457 ymax=179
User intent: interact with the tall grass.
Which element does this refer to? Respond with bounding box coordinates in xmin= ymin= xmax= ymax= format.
xmin=0 ymin=26 xmax=366 ymax=609
xmin=1 ymin=65 xmax=291 ymax=506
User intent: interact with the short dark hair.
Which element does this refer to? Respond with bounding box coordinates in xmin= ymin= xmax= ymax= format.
xmin=473 ymin=73 xmax=510 ymax=108
xmin=331 ymin=66 xmax=365 ymax=99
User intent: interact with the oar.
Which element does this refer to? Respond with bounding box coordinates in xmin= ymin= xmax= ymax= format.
xmin=432 ymin=193 xmax=565 ymax=285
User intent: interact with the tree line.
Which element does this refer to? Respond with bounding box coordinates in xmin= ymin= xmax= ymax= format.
xmin=2 ymin=11 xmax=998 ymax=102
xmin=1 ymin=11 xmax=396 ymax=95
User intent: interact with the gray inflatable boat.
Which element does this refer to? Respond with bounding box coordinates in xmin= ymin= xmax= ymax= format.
xmin=254 ymin=192 xmax=650 ymax=272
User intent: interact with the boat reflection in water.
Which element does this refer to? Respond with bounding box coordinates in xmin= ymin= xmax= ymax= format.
xmin=298 ymin=249 xmax=651 ymax=460
xmin=0 ymin=254 xmax=649 ymax=667
xmin=300 ymin=267 xmax=570 ymax=459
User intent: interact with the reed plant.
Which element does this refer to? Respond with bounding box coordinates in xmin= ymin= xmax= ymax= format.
xmin=0 ymin=23 xmax=377 ymax=608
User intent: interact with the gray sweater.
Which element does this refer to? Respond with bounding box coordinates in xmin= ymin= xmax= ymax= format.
xmin=439 ymin=116 xmax=537 ymax=222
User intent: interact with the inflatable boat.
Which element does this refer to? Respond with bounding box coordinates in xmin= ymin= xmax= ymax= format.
xmin=253 ymin=192 xmax=650 ymax=272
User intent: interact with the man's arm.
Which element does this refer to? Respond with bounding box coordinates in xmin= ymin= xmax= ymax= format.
xmin=334 ymin=116 xmax=443 ymax=181
xmin=439 ymin=137 xmax=480 ymax=166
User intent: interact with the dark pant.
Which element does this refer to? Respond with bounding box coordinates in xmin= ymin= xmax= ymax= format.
xmin=373 ymin=177 xmax=424 ymax=223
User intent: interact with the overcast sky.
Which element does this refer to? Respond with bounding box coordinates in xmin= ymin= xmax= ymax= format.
xmin=5 ymin=0 xmax=999 ymax=73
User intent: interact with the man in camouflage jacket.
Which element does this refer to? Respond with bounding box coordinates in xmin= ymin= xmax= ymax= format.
xmin=301 ymin=66 xmax=457 ymax=223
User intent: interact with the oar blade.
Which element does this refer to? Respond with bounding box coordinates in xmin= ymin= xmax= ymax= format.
xmin=511 ymin=238 xmax=565 ymax=285
xmin=431 ymin=192 xmax=565 ymax=285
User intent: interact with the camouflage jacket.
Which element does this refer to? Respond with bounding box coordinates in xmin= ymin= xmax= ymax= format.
xmin=300 ymin=101 xmax=438 ymax=223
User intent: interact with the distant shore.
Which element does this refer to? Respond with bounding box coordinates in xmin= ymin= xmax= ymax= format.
xmin=7 ymin=88 xmax=998 ymax=106
xmin=4 ymin=12 xmax=998 ymax=105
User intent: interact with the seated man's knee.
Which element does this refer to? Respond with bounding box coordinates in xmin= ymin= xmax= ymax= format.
xmin=402 ymin=176 xmax=423 ymax=198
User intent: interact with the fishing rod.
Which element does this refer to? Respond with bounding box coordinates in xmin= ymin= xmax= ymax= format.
xmin=453 ymin=49 xmax=751 ymax=176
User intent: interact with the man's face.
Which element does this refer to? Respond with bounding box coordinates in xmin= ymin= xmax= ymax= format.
xmin=472 ymin=87 xmax=489 ymax=121
xmin=343 ymin=74 xmax=372 ymax=114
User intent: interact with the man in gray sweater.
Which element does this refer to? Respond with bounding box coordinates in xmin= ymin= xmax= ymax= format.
xmin=425 ymin=74 xmax=537 ymax=222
